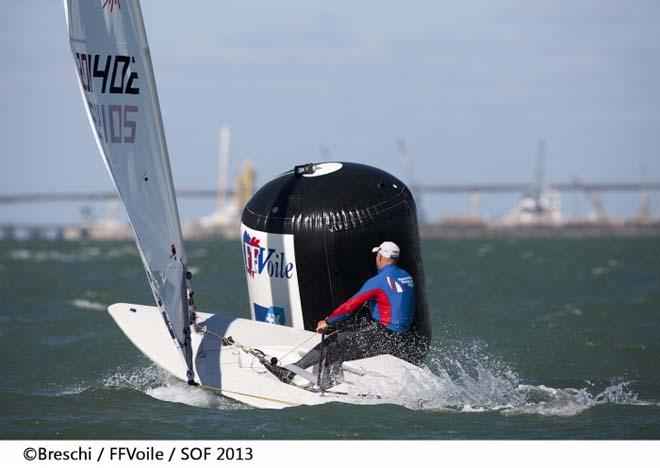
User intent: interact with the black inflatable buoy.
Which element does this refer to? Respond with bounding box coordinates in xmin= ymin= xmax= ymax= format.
xmin=240 ymin=162 xmax=430 ymax=364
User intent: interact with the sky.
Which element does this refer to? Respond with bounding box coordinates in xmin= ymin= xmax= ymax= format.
xmin=1 ymin=0 xmax=659 ymax=224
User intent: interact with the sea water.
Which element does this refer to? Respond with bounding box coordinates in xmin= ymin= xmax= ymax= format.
xmin=0 ymin=238 xmax=658 ymax=439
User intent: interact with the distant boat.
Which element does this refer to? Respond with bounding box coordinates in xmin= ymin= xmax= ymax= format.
xmin=501 ymin=141 xmax=562 ymax=225
xmin=502 ymin=189 xmax=562 ymax=225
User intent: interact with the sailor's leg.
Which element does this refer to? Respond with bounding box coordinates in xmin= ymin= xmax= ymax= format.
xmin=329 ymin=323 xmax=390 ymax=363
xmin=314 ymin=325 xmax=387 ymax=389
xmin=294 ymin=325 xmax=367 ymax=370
xmin=318 ymin=360 xmax=343 ymax=390
xmin=262 ymin=360 xmax=295 ymax=383
xmin=292 ymin=323 xmax=396 ymax=388
xmin=265 ymin=327 xmax=373 ymax=385
xmin=292 ymin=342 xmax=324 ymax=371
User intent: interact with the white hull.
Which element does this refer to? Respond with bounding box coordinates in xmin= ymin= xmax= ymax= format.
xmin=108 ymin=303 xmax=424 ymax=409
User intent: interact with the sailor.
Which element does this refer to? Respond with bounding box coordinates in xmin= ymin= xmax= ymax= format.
xmin=266 ymin=241 xmax=416 ymax=389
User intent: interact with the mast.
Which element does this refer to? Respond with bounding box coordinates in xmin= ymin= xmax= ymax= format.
xmin=533 ymin=139 xmax=546 ymax=211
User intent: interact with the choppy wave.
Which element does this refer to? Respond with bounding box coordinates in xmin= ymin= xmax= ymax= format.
xmin=364 ymin=341 xmax=643 ymax=416
xmin=475 ymin=244 xmax=493 ymax=257
xmin=7 ymin=245 xmax=136 ymax=263
xmin=115 ymin=342 xmax=642 ymax=416
xmin=54 ymin=384 xmax=91 ymax=397
xmin=100 ymin=365 xmax=247 ymax=410
xmin=382 ymin=369 xmax=640 ymax=416
xmin=71 ymin=298 xmax=107 ymax=311
xmin=590 ymin=259 xmax=621 ymax=277
xmin=35 ymin=383 xmax=91 ymax=398
xmin=43 ymin=365 xmax=245 ymax=410
xmin=55 ymin=345 xmax=645 ymax=416
xmin=187 ymin=248 xmax=208 ymax=259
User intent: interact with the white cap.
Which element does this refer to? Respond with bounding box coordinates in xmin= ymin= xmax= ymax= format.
xmin=372 ymin=241 xmax=400 ymax=259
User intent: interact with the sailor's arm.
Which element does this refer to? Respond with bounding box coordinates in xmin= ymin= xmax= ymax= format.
xmin=323 ymin=277 xmax=380 ymax=329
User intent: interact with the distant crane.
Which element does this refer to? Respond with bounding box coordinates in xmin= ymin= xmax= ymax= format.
xmin=637 ymin=163 xmax=652 ymax=221
xmin=397 ymin=138 xmax=426 ymax=222
xmin=531 ymin=139 xmax=546 ymax=211
xmin=217 ymin=126 xmax=231 ymax=217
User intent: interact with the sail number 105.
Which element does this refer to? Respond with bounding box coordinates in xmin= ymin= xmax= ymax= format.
xmin=86 ymin=101 xmax=137 ymax=144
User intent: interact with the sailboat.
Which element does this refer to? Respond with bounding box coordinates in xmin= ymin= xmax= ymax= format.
xmin=64 ymin=0 xmax=428 ymax=409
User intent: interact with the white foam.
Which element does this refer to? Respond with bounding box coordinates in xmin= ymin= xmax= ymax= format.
xmin=591 ymin=266 xmax=609 ymax=276
xmin=145 ymin=381 xmax=245 ymax=410
xmin=55 ymin=384 xmax=90 ymax=397
xmin=476 ymin=244 xmax=493 ymax=256
xmin=86 ymin=348 xmax=646 ymax=414
xmin=71 ymin=299 xmax=107 ymax=311
xmin=9 ymin=248 xmax=88 ymax=263
xmin=36 ymin=383 xmax=91 ymax=397
xmin=9 ymin=249 xmax=32 ymax=260
xmin=354 ymin=342 xmax=644 ymax=416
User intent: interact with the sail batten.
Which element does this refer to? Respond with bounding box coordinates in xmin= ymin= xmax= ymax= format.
xmin=65 ymin=0 xmax=193 ymax=377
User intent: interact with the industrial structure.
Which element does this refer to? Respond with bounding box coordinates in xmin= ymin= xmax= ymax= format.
xmin=184 ymin=127 xmax=256 ymax=239
xmin=1 ymin=140 xmax=659 ymax=240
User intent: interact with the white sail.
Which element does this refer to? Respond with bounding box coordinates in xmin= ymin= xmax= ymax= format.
xmin=64 ymin=0 xmax=194 ymax=380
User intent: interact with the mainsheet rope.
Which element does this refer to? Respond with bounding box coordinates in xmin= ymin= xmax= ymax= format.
xmin=198 ymin=326 xmax=340 ymax=364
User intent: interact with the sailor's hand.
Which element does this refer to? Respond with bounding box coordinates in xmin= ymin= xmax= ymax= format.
xmin=316 ymin=320 xmax=328 ymax=332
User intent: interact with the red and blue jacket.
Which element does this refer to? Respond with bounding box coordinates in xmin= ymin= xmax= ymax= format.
xmin=326 ymin=264 xmax=416 ymax=333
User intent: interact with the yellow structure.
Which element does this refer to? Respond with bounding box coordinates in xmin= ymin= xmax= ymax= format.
xmin=233 ymin=160 xmax=256 ymax=215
